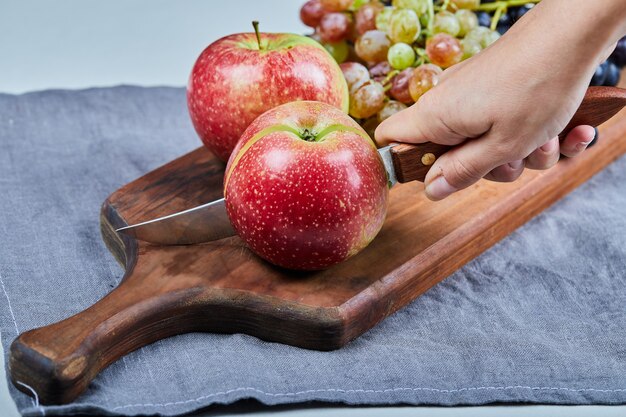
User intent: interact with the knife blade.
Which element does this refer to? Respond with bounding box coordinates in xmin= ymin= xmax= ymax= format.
xmin=116 ymin=86 xmax=626 ymax=245
xmin=115 ymin=197 xmax=235 ymax=245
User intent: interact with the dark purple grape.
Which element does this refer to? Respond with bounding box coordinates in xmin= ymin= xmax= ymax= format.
xmin=512 ymin=3 xmax=534 ymax=21
xmin=497 ymin=12 xmax=511 ymax=27
xmin=590 ymin=61 xmax=608 ymax=86
xmin=476 ymin=11 xmax=491 ymax=27
xmin=609 ymin=36 xmax=626 ymax=68
xmin=496 ymin=23 xmax=511 ymax=35
xmin=604 ymin=61 xmax=621 ymax=86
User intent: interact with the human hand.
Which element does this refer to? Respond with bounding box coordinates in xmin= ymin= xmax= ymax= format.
xmin=375 ymin=0 xmax=625 ymax=201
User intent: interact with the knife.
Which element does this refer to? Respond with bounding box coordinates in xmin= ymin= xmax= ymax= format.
xmin=116 ymin=86 xmax=626 ymax=245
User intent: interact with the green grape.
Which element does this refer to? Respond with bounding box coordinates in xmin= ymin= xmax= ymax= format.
xmin=464 ymin=26 xmax=490 ymax=43
xmin=378 ymin=100 xmax=408 ymax=123
xmin=465 ymin=27 xmax=500 ymax=48
xmin=460 ymin=38 xmax=481 ymax=60
xmin=350 ymin=0 xmax=370 ymax=10
xmin=391 ymin=0 xmax=429 ymax=15
xmin=455 ymin=9 xmax=478 ymax=37
xmin=324 ymin=41 xmax=350 ymax=63
xmin=480 ymin=29 xmax=501 ymax=48
xmin=375 ymin=6 xmax=394 ymax=31
xmin=349 ymin=81 xmax=386 ymax=119
xmin=387 ymin=42 xmax=416 ymax=70
xmin=355 ymin=30 xmax=391 ymax=62
xmin=387 ymin=9 xmax=420 ymax=44
xmin=432 ymin=11 xmax=461 ymax=37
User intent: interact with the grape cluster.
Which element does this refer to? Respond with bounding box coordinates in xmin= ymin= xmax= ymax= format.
xmin=300 ymin=0 xmax=510 ymax=131
xmin=300 ymin=0 xmax=621 ymax=134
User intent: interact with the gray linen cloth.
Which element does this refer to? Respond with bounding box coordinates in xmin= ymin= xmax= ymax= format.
xmin=1 ymin=87 xmax=625 ymax=416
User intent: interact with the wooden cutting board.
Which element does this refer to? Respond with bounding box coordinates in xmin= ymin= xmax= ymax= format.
xmin=9 ymin=88 xmax=626 ymax=405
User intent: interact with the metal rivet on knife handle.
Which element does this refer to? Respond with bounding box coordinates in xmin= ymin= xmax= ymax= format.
xmin=421 ymin=153 xmax=436 ymax=166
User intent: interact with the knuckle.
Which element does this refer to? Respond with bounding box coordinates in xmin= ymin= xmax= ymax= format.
xmin=526 ymin=149 xmax=560 ymax=170
xmin=501 ymin=165 xmax=524 ymax=182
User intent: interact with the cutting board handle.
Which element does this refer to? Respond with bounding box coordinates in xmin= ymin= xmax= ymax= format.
xmin=9 ymin=268 xmax=202 ymax=404
xmin=389 ymin=86 xmax=626 ymax=183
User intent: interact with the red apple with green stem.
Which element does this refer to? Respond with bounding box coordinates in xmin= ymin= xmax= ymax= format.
xmin=187 ymin=22 xmax=350 ymax=162
xmin=224 ymin=101 xmax=389 ymax=270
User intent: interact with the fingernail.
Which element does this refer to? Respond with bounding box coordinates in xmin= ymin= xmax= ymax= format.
xmin=575 ymin=141 xmax=592 ymax=152
xmin=540 ymin=139 xmax=557 ymax=152
xmin=425 ymin=176 xmax=458 ymax=200
xmin=508 ymin=160 xmax=524 ymax=170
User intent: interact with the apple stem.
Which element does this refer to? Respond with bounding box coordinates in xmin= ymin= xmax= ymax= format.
xmin=301 ymin=128 xmax=317 ymax=142
xmin=252 ymin=21 xmax=264 ymax=50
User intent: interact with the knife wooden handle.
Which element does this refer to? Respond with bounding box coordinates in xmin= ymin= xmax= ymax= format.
xmin=389 ymin=86 xmax=626 ymax=184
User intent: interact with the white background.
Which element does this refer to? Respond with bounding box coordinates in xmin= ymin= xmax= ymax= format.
xmin=0 ymin=0 xmax=308 ymax=94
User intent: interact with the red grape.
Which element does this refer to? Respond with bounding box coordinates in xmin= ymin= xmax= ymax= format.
xmin=355 ymin=30 xmax=391 ymax=63
xmin=369 ymin=61 xmax=392 ymax=82
xmin=318 ymin=12 xmax=352 ymax=43
xmin=320 ymin=0 xmax=352 ymax=12
xmin=389 ymin=68 xmax=415 ymax=104
xmin=355 ymin=3 xmax=383 ymax=35
xmin=408 ymin=63 xmax=442 ymax=101
xmin=340 ymin=62 xmax=371 ymax=92
xmin=300 ymin=0 xmax=326 ymax=28
xmin=426 ymin=33 xmax=463 ymax=68
xmin=350 ymin=81 xmax=386 ymax=119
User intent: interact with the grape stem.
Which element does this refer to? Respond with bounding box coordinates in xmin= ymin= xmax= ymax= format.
xmin=490 ymin=4 xmax=506 ymax=31
xmin=427 ymin=0 xmax=435 ymax=33
xmin=382 ymin=70 xmax=400 ymax=86
xmin=414 ymin=47 xmax=429 ymax=66
xmin=476 ymin=0 xmax=540 ymax=12
xmin=252 ymin=21 xmax=264 ymax=50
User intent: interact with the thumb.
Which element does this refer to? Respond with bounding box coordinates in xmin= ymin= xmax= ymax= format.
xmin=374 ymin=93 xmax=466 ymax=147
xmin=424 ymin=134 xmax=505 ymax=201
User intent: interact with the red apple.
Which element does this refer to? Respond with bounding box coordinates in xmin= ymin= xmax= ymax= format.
xmin=187 ymin=23 xmax=349 ymax=162
xmin=224 ymin=101 xmax=389 ymax=270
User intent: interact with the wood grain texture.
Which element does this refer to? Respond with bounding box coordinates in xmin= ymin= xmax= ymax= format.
xmin=9 ymin=85 xmax=626 ymax=405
